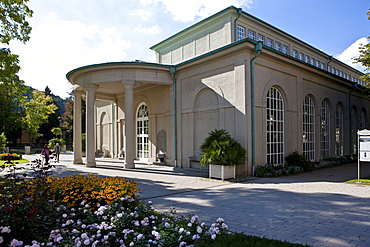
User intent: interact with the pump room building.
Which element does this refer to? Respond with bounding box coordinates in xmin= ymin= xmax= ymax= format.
xmin=67 ymin=6 xmax=370 ymax=175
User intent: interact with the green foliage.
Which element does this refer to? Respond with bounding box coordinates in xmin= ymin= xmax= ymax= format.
xmin=0 ymin=0 xmax=33 ymax=142
xmin=23 ymin=90 xmax=57 ymax=139
xmin=285 ymin=151 xmax=314 ymax=171
xmin=48 ymin=138 xmax=66 ymax=149
xmin=0 ymin=0 xmax=33 ymax=45
xmin=82 ymin=133 xmax=86 ymax=151
xmin=51 ymin=127 xmax=62 ymax=136
xmin=0 ymin=132 xmax=7 ymax=151
xmin=354 ymin=9 xmax=370 ymax=85
xmin=200 ymin=129 xmax=246 ymax=167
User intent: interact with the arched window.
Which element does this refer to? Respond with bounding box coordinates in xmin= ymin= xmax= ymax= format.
xmin=303 ymin=95 xmax=315 ymax=161
xmin=360 ymin=108 xmax=367 ymax=130
xmin=351 ymin=106 xmax=358 ymax=154
xmin=320 ymin=100 xmax=330 ymax=158
xmin=137 ymin=104 xmax=149 ymax=161
xmin=335 ymin=103 xmax=344 ymax=156
xmin=266 ymin=87 xmax=284 ymax=165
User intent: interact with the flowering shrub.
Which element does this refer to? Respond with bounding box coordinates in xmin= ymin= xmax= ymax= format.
xmin=0 ymin=153 xmax=20 ymax=160
xmin=0 ymin=196 xmax=230 ymax=246
xmin=0 ymin=174 xmax=141 ymax=245
xmin=39 ymin=174 xmax=140 ymax=210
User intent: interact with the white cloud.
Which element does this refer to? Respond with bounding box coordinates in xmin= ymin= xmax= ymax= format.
xmin=130 ymin=8 xmax=152 ymax=20
xmin=134 ymin=24 xmax=161 ymax=35
xmin=141 ymin=0 xmax=253 ymax=22
xmin=10 ymin=12 xmax=132 ymax=98
xmin=335 ymin=37 xmax=369 ymax=72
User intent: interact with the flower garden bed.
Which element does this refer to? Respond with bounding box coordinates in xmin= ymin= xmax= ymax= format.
xmin=255 ymin=152 xmax=356 ymax=177
xmin=0 ymin=173 xmax=308 ymax=246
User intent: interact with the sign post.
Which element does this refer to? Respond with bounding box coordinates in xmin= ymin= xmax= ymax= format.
xmin=357 ymin=129 xmax=370 ymax=183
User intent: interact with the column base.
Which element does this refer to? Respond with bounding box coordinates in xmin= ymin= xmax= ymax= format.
xmin=73 ymin=158 xmax=83 ymax=165
xmin=86 ymin=162 xmax=96 ymax=168
xmin=124 ymin=162 xmax=135 ymax=169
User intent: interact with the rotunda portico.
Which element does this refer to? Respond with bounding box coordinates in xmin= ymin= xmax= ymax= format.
xmin=67 ymin=62 xmax=173 ymax=168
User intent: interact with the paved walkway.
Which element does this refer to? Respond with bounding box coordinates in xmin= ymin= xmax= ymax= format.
xmin=5 ymin=153 xmax=370 ymax=247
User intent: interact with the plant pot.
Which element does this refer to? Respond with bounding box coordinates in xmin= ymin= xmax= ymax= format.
xmin=209 ymin=164 xmax=236 ymax=180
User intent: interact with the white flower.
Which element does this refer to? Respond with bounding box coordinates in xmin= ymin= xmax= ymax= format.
xmin=197 ymin=226 xmax=202 ymax=234
xmin=81 ymin=233 xmax=88 ymax=239
xmin=83 ymin=239 xmax=90 ymax=245
xmin=137 ymin=234 xmax=144 ymax=240
xmin=62 ymin=214 xmax=68 ymax=218
xmin=1 ymin=226 xmax=11 ymax=233
xmin=221 ymin=223 xmax=228 ymax=229
xmin=216 ymin=217 xmax=224 ymax=223
xmin=129 ymin=242 xmax=134 ymax=247
xmin=164 ymin=222 xmax=171 ymax=228
xmin=187 ymin=223 xmax=192 ymax=227
xmin=179 ymin=241 xmax=187 ymax=247
xmin=0 ymin=236 xmax=3 ymax=244
xmin=211 ymin=234 xmax=216 ymax=240
xmin=178 ymin=227 xmax=184 ymax=233
xmin=191 ymin=215 xmax=199 ymax=223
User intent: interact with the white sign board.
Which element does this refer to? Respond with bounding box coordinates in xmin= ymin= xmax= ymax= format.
xmin=359 ymin=136 xmax=370 ymax=161
xmin=357 ymin=129 xmax=370 ymax=183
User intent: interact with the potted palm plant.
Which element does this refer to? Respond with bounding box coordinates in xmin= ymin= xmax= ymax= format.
xmin=200 ymin=129 xmax=246 ymax=180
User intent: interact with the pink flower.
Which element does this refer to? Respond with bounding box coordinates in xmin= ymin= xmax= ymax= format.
xmin=0 ymin=236 xmax=3 ymax=244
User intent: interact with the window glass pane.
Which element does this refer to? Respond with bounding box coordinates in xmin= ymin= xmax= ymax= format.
xmin=266 ymin=87 xmax=284 ymax=165
xmin=303 ymin=96 xmax=315 ymax=161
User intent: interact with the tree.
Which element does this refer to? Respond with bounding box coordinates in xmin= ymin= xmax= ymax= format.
xmin=354 ymin=9 xmax=370 ymax=84
xmin=23 ymin=90 xmax=57 ymax=141
xmin=51 ymin=127 xmax=62 ymax=138
xmin=0 ymin=0 xmax=33 ymax=142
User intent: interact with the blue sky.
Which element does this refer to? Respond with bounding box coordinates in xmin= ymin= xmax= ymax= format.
xmin=9 ymin=0 xmax=370 ymax=98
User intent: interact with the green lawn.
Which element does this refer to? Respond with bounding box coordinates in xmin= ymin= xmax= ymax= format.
xmin=346 ymin=176 xmax=370 ymax=185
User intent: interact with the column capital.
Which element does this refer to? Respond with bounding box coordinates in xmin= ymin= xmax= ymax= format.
xmin=83 ymin=84 xmax=99 ymax=92
xmin=72 ymin=90 xmax=84 ymax=96
xmin=122 ymin=81 xmax=135 ymax=89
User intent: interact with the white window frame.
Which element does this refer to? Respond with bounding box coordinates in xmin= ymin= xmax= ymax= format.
xmin=267 ymin=87 xmax=284 ymax=165
xmin=136 ymin=104 xmax=149 ymax=161
xmin=267 ymin=38 xmax=273 ymax=48
xmin=248 ymin=30 xmax=255 ymax=40
xmin=282 ymin=45 xmax=288 ymax=54
xmin=237 ymin=26 xmax=245 ymax=40
xmin=292 ymin=50 xmax=298 ymax=58
xmin=321 ymin=100 xmax=330 ymax=158
xmin=303 ymin=95 xmax=315 ymax=161
xmin=258 ymin=34 xmax=264 ymax=43
xmin=351 ymin=106 xmax=358 ymax=154
xmin=335 ymin=104 xmax=344 ymax=156
xmin=275 ymin=42 xmax=281 ymax=51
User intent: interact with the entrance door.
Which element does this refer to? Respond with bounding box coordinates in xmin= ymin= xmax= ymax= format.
xmin=137 ymin=104 xmax=149 ymax=162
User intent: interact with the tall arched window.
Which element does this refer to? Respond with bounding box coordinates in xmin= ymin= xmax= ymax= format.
xmin=303 ymin=95 xmax=315 ymax=161
xmin=351 ymin=106 xmax=358 ymax=154
xmin=360 ymin=108 xmax=367 ymax=130
xmin=320 ymin=99 xmax=330 ymax=158
xmin=137 ymin=104 xmax=149 ymax=161
xmin=266 ymin=87 xmax=284 ymax=165
xmin=335 ymin=103 xmax=344 ymax=156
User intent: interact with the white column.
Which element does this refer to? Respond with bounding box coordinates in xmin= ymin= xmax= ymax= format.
xmin=73 ymin=90 xmax=83 ymax=164
xmin=123 ymin=81 xmax=135 ymax=168
xmin=85 ymin=84 xmax=99 ymax=167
